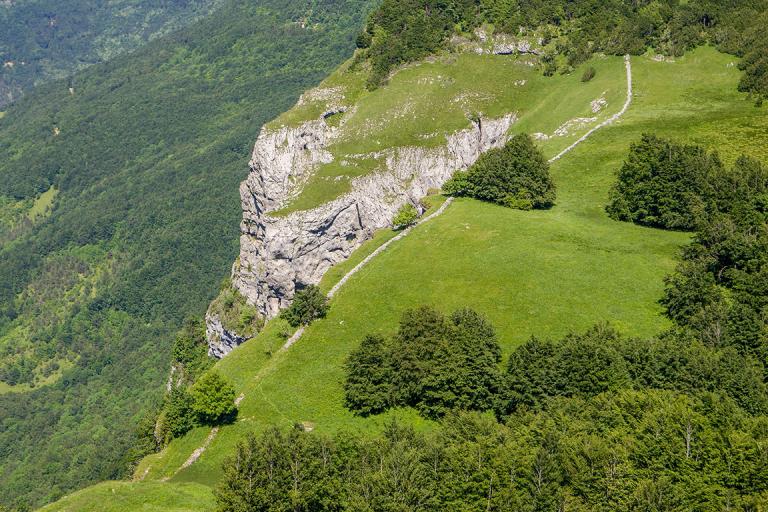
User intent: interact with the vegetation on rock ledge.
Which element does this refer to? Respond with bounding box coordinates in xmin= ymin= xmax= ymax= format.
xmin=209 ymin=282 xmax=263 ymax=338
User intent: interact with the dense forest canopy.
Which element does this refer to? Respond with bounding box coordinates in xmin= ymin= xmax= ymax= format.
xmin=240 ymin=317 xmax=768 ymax=510
xmin=0 ymin=0 xmax=223 ymax=107
xmin=0 ymin=0 xmax=375 ymax=509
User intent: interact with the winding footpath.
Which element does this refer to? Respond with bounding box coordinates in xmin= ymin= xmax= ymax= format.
xmin=550 ymin=55 xmax=633 ymax=163
xmin=282 ymin=196 xmax=456 ymax=350
xmin=165 ymin=55 xmax=634 ymax=477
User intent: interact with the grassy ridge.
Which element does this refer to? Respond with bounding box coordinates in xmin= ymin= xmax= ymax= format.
xmin=273 ymin=53 xmax=627 ymax=215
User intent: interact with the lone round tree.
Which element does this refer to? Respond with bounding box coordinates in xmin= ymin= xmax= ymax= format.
xmin=190 ymin=372 xmax=237 ymax=425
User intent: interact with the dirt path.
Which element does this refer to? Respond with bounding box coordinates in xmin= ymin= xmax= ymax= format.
xmin=281 ymin=57 xmax=634 ymax=353
xmin=549 ymin=55 xmax=632 ymax=163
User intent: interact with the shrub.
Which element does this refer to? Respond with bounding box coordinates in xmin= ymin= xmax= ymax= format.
xmin=190 ymin=372 xmax=237 ymax=425
xmin=209 ymin=282 xmax=263 ymax=338
xmin=581 ymin=66 xmax=596 ymax=82
xmin=159 ymin=387 xmax=198 ymax=443
xmin=280 ymin=285 xmax=329 ymax=327
xmin=392 ymin=203 xmax=419 ymax=229
xmin=542 ymin=56 xmax=558 ymax=77
xmin=445 ymin=134 xmax=555 ymax=209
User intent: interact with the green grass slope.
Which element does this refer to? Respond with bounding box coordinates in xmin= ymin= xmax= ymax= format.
xmin=273 ymin=52 xmax=628 ymax=215
xmin=37 ymin=481 xmax=215 ymax=512
xmin=40 ymin=46 xmax=766 ymax=511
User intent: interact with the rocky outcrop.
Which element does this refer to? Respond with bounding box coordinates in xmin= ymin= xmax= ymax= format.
xmin=452 ymin=30 xmax=542 ymax=56
xmin=205 ymin=312 xmax=250 ymax=358
xmin=492 ymin=40 xmax=541 ymax=56
xmin=229 ymin=112 xmax=517 ymax=320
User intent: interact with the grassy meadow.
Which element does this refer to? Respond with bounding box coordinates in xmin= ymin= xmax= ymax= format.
xmin=37 ymin=481 xmax=215 ymax=512
xmin=274 ymin=52 xmax=628 ymax=214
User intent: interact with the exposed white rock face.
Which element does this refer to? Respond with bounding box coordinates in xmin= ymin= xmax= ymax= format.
xmin=205 ymin=312 xmax=249 ymax=358
xmin=247 ymin=119 xmax=335 ymax=211
xmin=492 ymin=37 xmax=541 ymax=56
xmin=230 ymin=112 xmax=517 ymax=319
xmin=451 ymin=31 xmax=541 ymax=57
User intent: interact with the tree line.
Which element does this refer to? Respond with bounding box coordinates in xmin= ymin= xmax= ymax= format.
xmin=344 ymin=308 xmax=767 ymax=419
xmin=608 ymin=134 xmax=768 ymax=373
xmin=355 ymin=0 xmax=768 ymax=101
xmin=218 ymin=386 xmax=768 ymax=510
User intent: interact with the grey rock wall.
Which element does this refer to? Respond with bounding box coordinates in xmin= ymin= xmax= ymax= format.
xmin=231 ymin=112 xmax=517 ymax=320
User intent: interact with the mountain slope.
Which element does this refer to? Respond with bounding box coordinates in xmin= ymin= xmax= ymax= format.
xmin=163 ymin=47 xmax=766 ymax=492
xmin=38 ymin=41 xmax=768 ymax=511
xmin=0 ymin=0 xmax=375 ymax=509
xmin=0 ymin=0 xmax=224 ymax=108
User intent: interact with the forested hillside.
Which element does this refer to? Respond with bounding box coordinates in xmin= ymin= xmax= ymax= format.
xmin=0 ymin=0 xmax=375 ymax=509
xmin=0 ymin=0 xmax=222 ymax=107
xmin=358 ymin=0 xmax=768 ymax=97
xmin=7 ymin=0 xmax=768 ymax=510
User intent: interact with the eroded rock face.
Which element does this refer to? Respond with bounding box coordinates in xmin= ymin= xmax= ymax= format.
xmin=205 ymin=312 xmax=250 ymax=358
xmin=452 ymin=30 xmax=542 ymax=56
xmin=230 ymin=112 xmax=517 ymax=320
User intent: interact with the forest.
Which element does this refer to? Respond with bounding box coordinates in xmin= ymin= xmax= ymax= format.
xmin=0 ymin=0 xmax=376 ymax=509
xmin=356 ymin=0 xmax=768 ymax=99
xmin=0 ymin=0 xmax=222 ymax=107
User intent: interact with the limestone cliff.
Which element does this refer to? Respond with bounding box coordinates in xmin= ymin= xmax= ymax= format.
xmin=205 ymin=312 xmax=250 ymax=359
xmin=231 ymin=111 xmax=516 ymax=321
xmin=204 ymin=79 xmax=518 ymax=356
